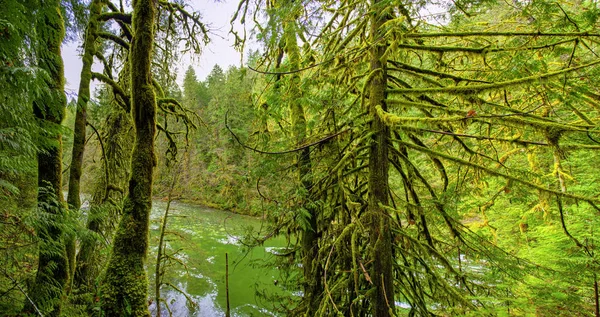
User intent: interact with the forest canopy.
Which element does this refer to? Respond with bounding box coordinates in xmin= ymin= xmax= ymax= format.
xmin=2 ymin=0 xmax=600 ymax=316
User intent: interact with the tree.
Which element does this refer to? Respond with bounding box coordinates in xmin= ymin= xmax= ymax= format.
xmin=278 ymin=2 xmax=322 ymax=313
xmin=234 ymin=0 xmax=600 ymax=315
xmin=365 ymin=1 xmax=394 ymax=315
xmin=1 ymin=0 xmax=48 ymax=314
xmin=99 ymin=0 xmax=157 ymax=314
xmin=23 ymin=0 xmax=70 ymax=315
xmin=66 ymin=0 xmax=105 ymax=290
xmin=73 ymin=82 xmax=134 ymax=293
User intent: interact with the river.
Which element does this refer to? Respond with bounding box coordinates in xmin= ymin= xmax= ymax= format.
xmin=147 ymin=200 xmax=290 ymax=317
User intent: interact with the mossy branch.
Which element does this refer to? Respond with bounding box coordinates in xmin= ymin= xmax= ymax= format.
xmin=378 ymin=103 xmax=594 ymax=133
xmin=90 ymin=72 xmax=130 ymax=111
xmin=388 ymin=60 xmax=491 ymax=84
xmin=393 ymin=140 xmax=600 ymax=203
xmin=387 ymin=59 xmax=600 ymax=95
xmin=410 ymin=127 xmax=548 ymax=146
xmin=157 ymin=0 xmax=209 ymax=54
xmin=98 ymin=12 xmax=132 ymax=24
xmin=96 ymin=32 xmax=130 ymax=50
xmin=393 ymin=38 xmax=576 ymax=54
xmin=403 ymin=31 xmax=600 ymax=38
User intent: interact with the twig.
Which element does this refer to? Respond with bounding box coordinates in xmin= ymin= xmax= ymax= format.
xmin=226 ymin=253 xmax=231 ymax=317
xmin=225 ymin=111 xmax=349 ymax=155
xmin=2 ymin=268 xmax=43 ymax=317
xmin=324 ymin=245 xmax=341 ymax=315
xmin=86 ymin=122 xmax=110 ymax=202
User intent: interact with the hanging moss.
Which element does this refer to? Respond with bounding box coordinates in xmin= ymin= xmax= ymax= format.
xmin=282 ymin=7 xmax=323 ymax=314
xmin=99 ymin=0 xmax=157 ymax=315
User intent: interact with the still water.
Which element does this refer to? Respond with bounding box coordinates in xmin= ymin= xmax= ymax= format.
xmin=148 ymin=201 xmax=290 ymax=317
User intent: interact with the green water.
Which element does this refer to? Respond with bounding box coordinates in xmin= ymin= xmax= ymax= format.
xmin=148 ymin=201 xmax=291 ymax=317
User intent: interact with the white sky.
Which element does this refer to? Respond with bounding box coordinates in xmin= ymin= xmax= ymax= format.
xmin=62 ymin=0 xmax=246 ymax=97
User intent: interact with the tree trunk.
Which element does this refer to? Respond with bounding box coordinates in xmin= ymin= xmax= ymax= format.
xmin=73 ymin=100 xmax=133 ymax=291
xmin=367 ymin=0 xmax=394 ymax=316
xmin=100 ymin=0 xmax=157 ymax=315
xmin=74 ymin=60 xmax=133 ymax=291
xmin=66 ymin=0 xmax=104 ymax=292
xmin=283 ymin=10 xmax=322 ymax=314
xmin=24 ymin=1 xmax=69 ymax=315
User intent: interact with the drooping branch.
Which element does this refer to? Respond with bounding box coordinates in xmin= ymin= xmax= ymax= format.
xmin=226 ymin=111 xmax=350 ymax=155
xmin=157 ymin=0 xmax=209 ymax=53
xmin=98 ymin=12 xmax=132 ymax=24
xmin=393 ymin=139 xmax=600 ymax=204
xmin=392 ymin=38 xmax=577 ymax=54
xmin=403 ymin=31 xmax=600 ymax=38
xmin=387 ymin=59 xmax=600 ymax=95
xmin=388 ymin=60 xmax=491 ymax=84
xmin=96 ymin=31 xmax=130 ymax=50
xmin=91 ymin=72 xmax=130 ymax=110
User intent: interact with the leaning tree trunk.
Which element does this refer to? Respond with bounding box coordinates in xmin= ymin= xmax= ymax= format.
xmin=367 ymin=0 xmax=394 ymax=316
xmin=99 ymin=0 xmax=157 ymax=315
xmin=23 ymin=0 xmax=69 ymax=315
xmin=66 ymin=0 xmax=104 ymax=291
xmin=283 ymin=11 xmax=322 ymax=315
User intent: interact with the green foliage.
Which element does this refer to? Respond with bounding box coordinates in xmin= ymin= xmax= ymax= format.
xmin=229 ymin=0 xmax=600 ymax=315
xmin=156 ymin=64 xmax=272 ymax=215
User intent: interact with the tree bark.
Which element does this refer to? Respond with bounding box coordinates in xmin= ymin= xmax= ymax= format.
xmin=367 ymin=0 xmax=394 ymax=316
xmin=100 ymin=0 xmax=157 ymax=315
xmin=24 ymin=1 xmax=69 ymax=315
xmin=73 ymin=96 xmax=133 ymax=290
xmin=66 ymin=0 xmax=104 ymax=292
xmin=283 ymin=9 xmax=322 ymax=314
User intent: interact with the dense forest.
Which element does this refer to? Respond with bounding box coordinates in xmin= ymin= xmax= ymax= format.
xmin=3 ymin=0 xmax=600 ymax=316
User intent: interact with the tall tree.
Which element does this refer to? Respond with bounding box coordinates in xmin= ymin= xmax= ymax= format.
xmin=234 ymin=0 xmax=600 ymax=315
xmin=73 ymin=79 xmax=134 ymax=291
xmin=281 ymin=2 xmax=322 ymax=313
xmin=366 ymin=1 xmax=394 ymax=315
xmin=24 ymin=0 xmax=69 ymax=315
xmin=66 ymin=0 xmax=105 ymax=289
xmin=99 ymin=0 xmax=157 ymax=314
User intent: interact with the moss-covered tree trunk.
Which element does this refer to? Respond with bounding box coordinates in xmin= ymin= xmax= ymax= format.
xmin=99 ymin=0 xmax=156 ymax=315
xmin=367 ymin=0 xmax=394 ymax=316
xmin=66 ymin=0 xmax=104 ymax=290
xmin=74 ymin=64 xmax=133 ymax=291
xmin=283 ymin=13 xmax=322 ymax=314
xmin=23 ymin=0 xmax=69 ymax=315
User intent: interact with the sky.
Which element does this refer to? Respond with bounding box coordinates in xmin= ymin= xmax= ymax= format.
xmin=62 ymin=0 xmax=246 ymax=97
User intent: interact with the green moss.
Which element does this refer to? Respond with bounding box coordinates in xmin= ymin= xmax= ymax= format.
xmin=282 ymin=7 xmax=321 ymax=314
xmin=99 ymin=0 xmax=157 ymax=315
xmin=366 ymin=1 xmax=395 ymax=316
xmin=100 ymin=199 xmax=151 ymax=316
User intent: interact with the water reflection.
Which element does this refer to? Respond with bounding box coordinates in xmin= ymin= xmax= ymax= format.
xmin=149 ymin=201 xmax=287 ymax=317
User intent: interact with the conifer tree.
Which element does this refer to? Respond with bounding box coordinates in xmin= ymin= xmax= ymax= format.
xmin=235 ymin=0 xmax=600 ymax=315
